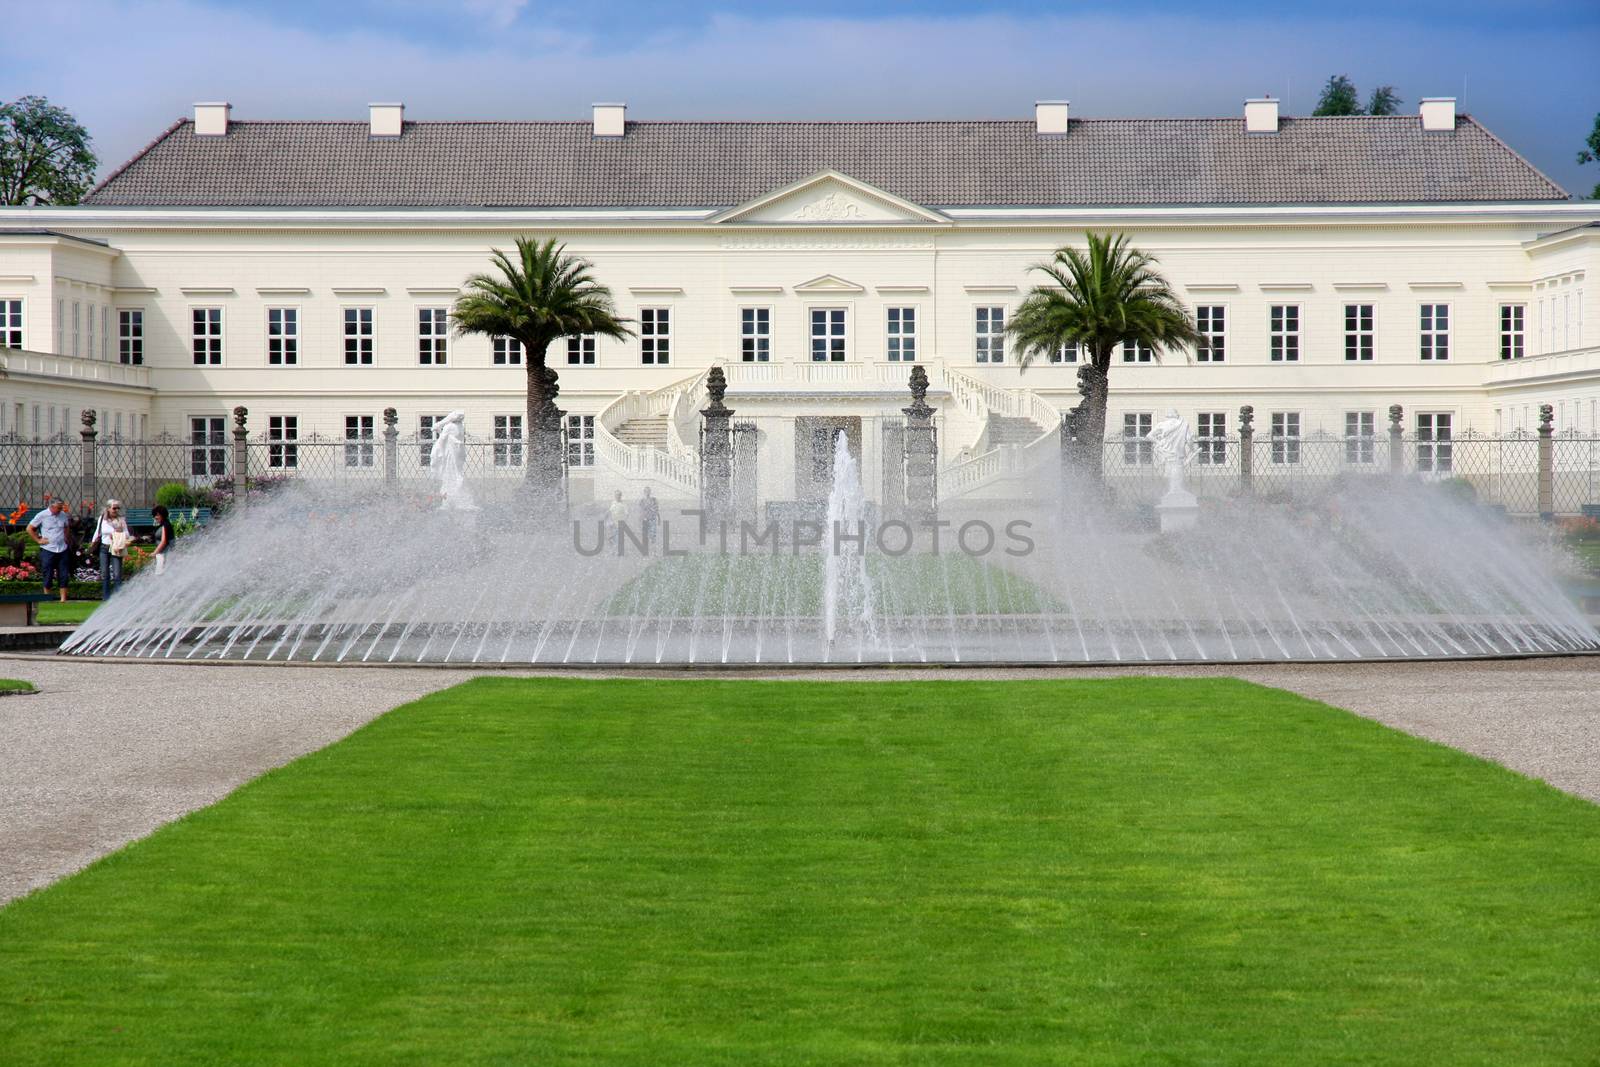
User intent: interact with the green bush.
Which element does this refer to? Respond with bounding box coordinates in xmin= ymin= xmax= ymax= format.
xmin=155 ymin=482 xmax=197 ymax=509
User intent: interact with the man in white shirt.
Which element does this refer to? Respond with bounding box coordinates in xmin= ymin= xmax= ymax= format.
xmin=26 ymin=498 xmax=73 ymax=603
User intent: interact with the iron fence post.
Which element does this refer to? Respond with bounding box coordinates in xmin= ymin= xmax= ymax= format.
xmin=1388 ymin=404 xmax=1404 ymax=475
xmin=1237 ymin=405 xmax=1253 ymax=494
xmin=79 ymin=409 xmax=97 ymax=505
xmin=1538 ymin=404 xmax=1554 ymax=520
xmin=232 ymin=406 xmax=250 ymax=510
xmin=383 ymin=407 xmax=398 ymax=486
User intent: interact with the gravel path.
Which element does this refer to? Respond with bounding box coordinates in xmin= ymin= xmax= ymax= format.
xmin=2 ymin=654 xmax=1596 ymax=905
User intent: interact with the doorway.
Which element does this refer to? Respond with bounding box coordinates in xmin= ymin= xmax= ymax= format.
xmin=794 ymin=416 xmax=862 ymax=502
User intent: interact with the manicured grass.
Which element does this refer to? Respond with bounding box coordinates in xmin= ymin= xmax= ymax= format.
xmin=2 ymin=677 xmax=1598 ymax=1065
xmin=606 ymin=552 xmax=1059 ymax=616
xmin=0 ymin=678 xmax=35 ymax=693
xmin=32 ymin=600 xmax=98 ymax=626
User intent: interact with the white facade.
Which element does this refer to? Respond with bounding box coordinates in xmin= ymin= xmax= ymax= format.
xmin=3 ymin=107 xmax=1598 ymax=506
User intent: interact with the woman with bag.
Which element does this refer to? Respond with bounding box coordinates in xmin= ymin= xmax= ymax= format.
xmin=93 ymin=499 xmax=131 ymax=600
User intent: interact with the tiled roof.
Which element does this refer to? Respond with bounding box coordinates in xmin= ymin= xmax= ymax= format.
xmin=84 ymin=116 xmax=1569 ymax=208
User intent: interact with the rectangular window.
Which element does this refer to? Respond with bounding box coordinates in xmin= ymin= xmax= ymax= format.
xmin=493 ymin=336 xmax=524 ymax=365
xmin=343 ymin=308 xmax=374 ymax=365
xmin=189 ymin=416 xmax=226 ymax=477
xmin=344 ymin=415 xmax=375 ymax=468
xmin=1270 ymin=411 xmax=1301 ymax=465
xmin=1120 ymin=339 xmax=1154 ymax=363
xmin=55 ymin=298 xmax=62 ymax=353
xmin=741 ymin=308 xmax=771 ymax=362
xmin=1499 ymin=304 xmax=1525 ymax=360
xmin=974 ymin=306 xmax=1004 ymax=363
xmin=885 ymin=307 xmax=916 ymax=362
xmin=565 ymin=334 xmax=595 ymax=366
xmin=1269 ymin=304 xmax=1300 ymax=362
xmin=1196 ymin=305 xmax=1225 ymax=362
xmin=86 ymin=304 xmax=96 ymax=359
xmin=118 ymin=309 xmax=143 ymax=364
xmin=1196 ymin=411 xmax=1227 ymax=465
xmin=1344 ymin=411 xmax=1376 ymax=464
xmin=565 ymin=414 xmax=595 ymax=468
xmin=419 ymin=414 xmax=447 ymax=465
xmin=1344 ymin=304 xmax=1374 ymax=361
xmin=267 ymin=415 xmax=299 ymax=469
xmin=1417 ymin=412 xmax=1453 ymax=473
xmin=1420 ymin=304 xmax=1449 ymax=361
xmin=267 ymin=307 xmax=298 ymax=366
xmin=641 ymin=307 xmax=670 ymax=364
xmin=1049 ymin=342 xmax=1077 ymax=364
xmin=192 ymin=307 xmax=223 ymax=365
xmin=810 ymin=307 xmax=847 ymax=362
xmin=417 ymin=307 xmax=448 ymax=365
xmin=0 ymin=298 xmax=21 ymax=348
xmin=71 ymin=301 xmax=81 ymax=356
xmin=493 ymin=415 xmax=524 ymax=467
xmin=101 ymin=306 xmax=109 ymax=361
xmin=1122 ymin=412 xmax=1153 ymax=466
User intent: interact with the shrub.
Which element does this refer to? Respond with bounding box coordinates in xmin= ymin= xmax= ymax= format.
xmin=1436 ymin=477 xmax=1478 ymax=503
xmin=155 ymin=482 xmax=198 ymax=509
xmin=1558 ymin=516 xmax=1600 ymax=542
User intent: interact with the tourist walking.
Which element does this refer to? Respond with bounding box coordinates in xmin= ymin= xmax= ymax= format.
xmin=25 ymin=498 xmax=72 ymax=604
xmin=92 ymin=500 xmax=131 ymax=600
xmin=639 ymin=487 xmax=659 ymax=552
xmin=151 ymin=504 xmax=175 ymax=574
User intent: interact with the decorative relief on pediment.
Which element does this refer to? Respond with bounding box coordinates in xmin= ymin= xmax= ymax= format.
xmin=788 ymin=192 xmax=869 ymax=222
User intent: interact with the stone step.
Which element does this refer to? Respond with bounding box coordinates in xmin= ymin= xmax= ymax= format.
xmin=615 ymin=417 xmax=669 ymax=447
xmin=987 ymin=415 xmax=1043 ymax=446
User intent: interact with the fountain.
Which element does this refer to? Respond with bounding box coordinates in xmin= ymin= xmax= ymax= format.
xmin=58 ymin=424 xmax=1600 ymax=666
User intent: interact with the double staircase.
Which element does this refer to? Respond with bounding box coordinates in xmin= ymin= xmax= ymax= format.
xmin=939 ymin=366 xmax=1062 ymax=500
xmin=592 ymin=372 xmax=706 ymax=497
xmin=614 ymin=416 xmax=669 ymax=452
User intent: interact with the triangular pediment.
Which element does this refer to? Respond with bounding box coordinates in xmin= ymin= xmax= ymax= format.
xmin=711 ymin=171 xmax=949 ymax=226
xmin=793 ymin=274 xmax=866 ymax=294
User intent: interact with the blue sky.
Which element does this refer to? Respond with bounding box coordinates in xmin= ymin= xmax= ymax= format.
xmin=5 ymin=0 xmax=1597 ymax=194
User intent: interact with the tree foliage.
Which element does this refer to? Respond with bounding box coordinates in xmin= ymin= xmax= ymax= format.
xmin=1366 ymin=86 xmax=1402 ymax=117
xmin=452 ymin=237 xmax=632 ymax=489
xmin=1313 ymin=76 xmax=1401 ymax=117
xmin=1313 ymin=75 xmax=1362 ymax=116
xmin=0 ymin=96 xmax=97 ymax=205
xmin=1006 ymin=233 xmax=1198 ymax=477
xmin=1578 ymin=112 xmax=1600 ymax=199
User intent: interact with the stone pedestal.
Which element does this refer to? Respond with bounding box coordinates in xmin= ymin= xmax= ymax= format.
xmin=700 ymin=366 xmax=734 ymax=516
xmin=902 ymin=365 xmax=937 ymax=521
xmin=1156 ymin=489 xmax=1199 ymax=533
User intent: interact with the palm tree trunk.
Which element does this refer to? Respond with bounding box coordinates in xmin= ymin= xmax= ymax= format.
xmin=1060 ymin=351 xmax=1110 ymax=481
xmin=525 ymin=348 xmax=565 ymax=499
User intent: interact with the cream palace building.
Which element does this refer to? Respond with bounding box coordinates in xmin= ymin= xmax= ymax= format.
xmin=1 ymin=96 xmax=1597 ymax=505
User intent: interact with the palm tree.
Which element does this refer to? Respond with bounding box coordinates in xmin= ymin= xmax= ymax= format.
xmin=452 ymin=237 xmax=632 ymax=496
xmin=1006 ymin=232 xmax=1199 ymax=478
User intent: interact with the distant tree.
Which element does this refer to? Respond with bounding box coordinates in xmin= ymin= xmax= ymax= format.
xmin=0 ymin=96 xmax=97 ymax=205
xmin=1313 ymin=75 xmax=1362 ymax=116
xmin=1366 ymin=85 xmax=1402 ymax=117
xmin=1006 ymin=233 xmax=1199 ymax=480
xmin=452 ymin=238 xmax=632 ymax=498
xmin=1578 ymin=112 xmax=1600 ymax=199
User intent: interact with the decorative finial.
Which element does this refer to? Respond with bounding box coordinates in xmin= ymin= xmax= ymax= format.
xmin=383 ymin=407 xmax=398 ymax=428
xmin=703 ymin=365 xmax=730 ymax=415
xmin=232 ymin=405 xmax=248 ymax=430
xmin=1388 ymin=404 xmax=1404 ymax=428
xmin=80 ymin=408 xmax=96 ymax=430
xmin=1238 ymin=404 xmax=1253 ymax=431
xmin=1539 ymin=404 xmax=1554 ymax=431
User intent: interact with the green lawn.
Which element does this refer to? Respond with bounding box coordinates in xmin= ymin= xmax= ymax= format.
xmin=2 ymin=677 xmax=1597 ymax=1065
xmin=0 ymin=678 xmax=35 ymax=693
xmin=33 ymin=600 xmax=98 ymax=626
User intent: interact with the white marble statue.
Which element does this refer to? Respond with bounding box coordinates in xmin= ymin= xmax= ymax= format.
xmin=429 ymin=410 xmax=477 ymax=510
xmin=1147 ymin=409 xmax=1199 ymax=496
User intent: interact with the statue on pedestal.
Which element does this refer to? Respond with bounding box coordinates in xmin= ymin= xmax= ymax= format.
xmin=429 ymin=410 xmax=477 ymax=511
xmin=1147 ymin=409 xmax=1198 ymax=496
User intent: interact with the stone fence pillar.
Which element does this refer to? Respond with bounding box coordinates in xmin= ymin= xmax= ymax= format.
xmin=1237 ymin=405 xmax=1253 ymax=494
xmin=1538 ymin=404 xmax=1555 ymax=520
xmin=79 ymin=409 xmax=98 ymax=504
xmin=903 ymin=365 xmax=937 ymax=520
xmin=700 ymin=367 xmax=734 ymax=516
xmin=1388 ymin=404 xmax=1405 ymax=475
xmin=383 ymin=407 xmax=398 ymax=486
xmin=231 ymin=406 xmax=249 ymax=510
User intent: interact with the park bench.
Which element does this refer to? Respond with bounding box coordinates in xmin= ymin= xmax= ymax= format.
xmin=1582 ymin=504 xmax=1600 ymax=520
xmin=123 ymin=507 xmax=213 ymax=532
xmin=0 ymin=592 xmax=50 ymax=626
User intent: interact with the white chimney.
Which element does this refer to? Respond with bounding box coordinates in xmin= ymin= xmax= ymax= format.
xmin=592 ymin=102 xmax=627 ymax=138
xmin=193 ymin=102 xmax=231 ymax=137
xmin=369 ymin=102 xmax=405 ymax=138
xmin=1035 ymin=100 xmax=1070 ymax=136
xmin=1419 ymin=97 xmax=1456 ymax=132
xmin=1244 ymin=97 xmax=1279 ymax=134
